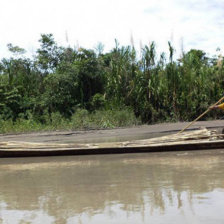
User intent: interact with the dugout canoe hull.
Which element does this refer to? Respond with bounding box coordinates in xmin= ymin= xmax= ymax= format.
xmin=1 ymin=139 xmax=224 ymax=157
xmin=0 ymin=129 xmax=224 ymax=157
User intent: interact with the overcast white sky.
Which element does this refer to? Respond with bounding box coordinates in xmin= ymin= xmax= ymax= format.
xmin=0 ymin=0 xmax=223 ymax=58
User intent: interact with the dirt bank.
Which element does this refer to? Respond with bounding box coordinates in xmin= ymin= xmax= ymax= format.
xmin=0 ymin=120 xmax=224 ymax=144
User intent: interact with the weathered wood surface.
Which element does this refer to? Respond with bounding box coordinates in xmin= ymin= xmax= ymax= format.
xmin=0 ymin=129 xmax=224 ymax=157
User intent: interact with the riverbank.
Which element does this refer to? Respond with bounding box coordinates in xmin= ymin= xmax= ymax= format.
xmin=1 ymin=120 xmax=224 ymax=144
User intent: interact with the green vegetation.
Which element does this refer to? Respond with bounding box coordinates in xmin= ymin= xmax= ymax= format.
xmin=0 ymin=109 xmax=139 ymax=133
xmin=0 ymin=34 xmax=223 ymax=133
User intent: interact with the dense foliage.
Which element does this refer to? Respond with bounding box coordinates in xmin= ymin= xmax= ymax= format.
xmin=0 ymin=34 xmax=223 ymax=132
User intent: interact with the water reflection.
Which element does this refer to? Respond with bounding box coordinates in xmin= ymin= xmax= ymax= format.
xmin=1 ymin=150 xmax=224 ymax=223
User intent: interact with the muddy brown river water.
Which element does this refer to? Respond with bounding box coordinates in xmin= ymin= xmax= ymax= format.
xmin=0 ymin=149 xmax=224 ymax=224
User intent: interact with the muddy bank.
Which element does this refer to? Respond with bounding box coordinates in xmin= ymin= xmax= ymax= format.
xmin=0 ymin=120 xmax=224 ymax=144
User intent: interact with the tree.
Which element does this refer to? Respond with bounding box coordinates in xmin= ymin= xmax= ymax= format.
xmin=7 ymin=43 xmax=26 ymax=56
xmin=36 ymin=34 xmax=62 ymax=74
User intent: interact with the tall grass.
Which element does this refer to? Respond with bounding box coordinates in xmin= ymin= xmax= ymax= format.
xmin=0 ymin=109 xmax=140 ymax=134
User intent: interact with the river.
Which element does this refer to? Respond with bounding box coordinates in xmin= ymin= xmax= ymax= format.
xmin=0 ymin=149 xmax=224 ymax=224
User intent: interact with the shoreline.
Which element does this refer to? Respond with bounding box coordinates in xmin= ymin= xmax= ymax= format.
xmin=0 ymin=120 xmax=224 ymax=144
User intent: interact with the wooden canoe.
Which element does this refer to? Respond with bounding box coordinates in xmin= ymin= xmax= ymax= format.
xmin=0 ymin=128 xmax=224 ymax=157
